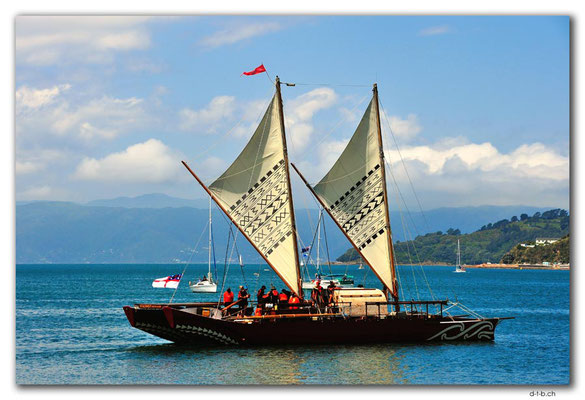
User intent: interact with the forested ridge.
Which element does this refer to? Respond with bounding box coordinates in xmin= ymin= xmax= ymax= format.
xmin=337 ymin=209 xmax=569 ymax=265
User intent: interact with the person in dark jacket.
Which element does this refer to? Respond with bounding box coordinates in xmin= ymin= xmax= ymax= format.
xmin=257 ymin=285 xmax=267 ymax=305
xmin=268 ymin=285 xmax=279 ymax=304
xmin=326 ymin=281 xmax=336 ymax=306
xmin=238 ymin=286 xmax=250 ymax=308
xmin=311 ymin=281 xmax=324 ymax=309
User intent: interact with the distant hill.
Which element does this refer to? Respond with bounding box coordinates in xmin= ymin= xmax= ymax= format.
xmin=87 ymin=193 xmax=548 ymax=234
xmin=501 ymin=235 xmax=570 ymax=264
xmin=337 ymin=209 xmax=570 ymax=265
xmin=15 ymin=202 xmax=352 ymax=264
xmin=86 ymin=193 xmax=208 ymax=209
xmin=15 ymin=195 xmax=557 ymax=264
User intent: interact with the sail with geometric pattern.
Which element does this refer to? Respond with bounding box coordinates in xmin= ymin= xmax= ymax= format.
xmin=207 ymin=94 xmax=302 ymax=295
xmin=311 ymin=96 xmax=397 ymax=297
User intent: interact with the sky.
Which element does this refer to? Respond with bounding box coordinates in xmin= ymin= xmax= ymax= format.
xmin=14 ymin=15 xmax=570 ymax=210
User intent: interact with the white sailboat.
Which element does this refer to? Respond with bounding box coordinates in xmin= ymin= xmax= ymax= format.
xmin=189 ymin=198 xmax=218 ymax=292
xmin=454 ymin=239 xmax=466 ymax=273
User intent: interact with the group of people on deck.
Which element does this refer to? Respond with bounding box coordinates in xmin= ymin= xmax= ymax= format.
xmin=255 ymin=285 xmax=301 ymax=310
xmin=310 ymin=280 xmax=337 ymax=309
xmin=221 ymin=280 xmax=337 ymax=317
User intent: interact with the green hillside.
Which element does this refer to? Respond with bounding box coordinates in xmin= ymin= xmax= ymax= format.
xmin=337 ymin=209 xmax=569 ymax=265
xmin=501 ymin=235 xmax=570 ymax=264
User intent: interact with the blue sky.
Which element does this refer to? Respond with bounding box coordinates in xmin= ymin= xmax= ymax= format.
xmin=15 ymin=15 xmax=570 ymax=210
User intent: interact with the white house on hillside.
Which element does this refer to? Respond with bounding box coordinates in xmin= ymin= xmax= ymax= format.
xmin=535 ymin=238 xmax=560 ymax=245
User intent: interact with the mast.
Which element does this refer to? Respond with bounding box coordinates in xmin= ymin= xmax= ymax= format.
xmin=316 ymin=209 xmax=321 ymax=275
xmin=208 ymin=197 xmax=212 ymax=279
xmin=457 ymin=239 xmax=461 ymax=269
xmin=275 ymin=76 xmax=303 ymax=297
xmin=372 ymin=83 xmax=399 ymax=305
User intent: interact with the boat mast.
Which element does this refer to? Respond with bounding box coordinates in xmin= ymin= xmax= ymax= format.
xmin=372 ymin=83 xmax=400 ymax=306
xmin=316 ymin=209 xmax=321 ymax=275
xmin=457 ymin=239 xmax=461 ymax=269
xmin=208 ymin=196 xmax=212 ymax=280
xmin=275 ymin=76 xmax=303 ymax=298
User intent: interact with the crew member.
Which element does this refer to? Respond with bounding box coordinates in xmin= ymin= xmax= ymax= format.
xmin=257 ymin=285 xmax=267 ymax=305
xmin=278 ymin=289 xmax=289 ymax=305
xmin=223 ymin=288 xmax=234 ymax=305
xmin=288 ymin=293 xmax=301 ymax=310
xmin=327 ymin=281 xmax=336 ymax=305
xmin=269 ymin=285 xmax=279 ymax=304
xmin=238 ymin=285 xmax=250 ymax=311
xmin=311 ymin=281 xmax=324 ymax=308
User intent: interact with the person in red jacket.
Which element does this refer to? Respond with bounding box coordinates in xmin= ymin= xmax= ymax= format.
xmin=288 ymin=293 xmax=300 ymax=310
xmin=278 ymin=289 xmax=289 ymax=305
xmin=223 ymin=288 xmax=234 ymax=305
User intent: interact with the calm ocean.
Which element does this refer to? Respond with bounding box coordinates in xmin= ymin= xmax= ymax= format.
xmin=15 ymin=263 xmax=570 ymax=385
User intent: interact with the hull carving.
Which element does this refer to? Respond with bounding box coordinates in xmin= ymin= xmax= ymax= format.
xmin=426 ymin=320 xmax=495 ymax=341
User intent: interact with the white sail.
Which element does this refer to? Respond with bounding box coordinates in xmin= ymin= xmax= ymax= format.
xmin=207 ymin=94 xmax=301 ymax=295
xmin=311 ymin=98 xmax=396 ymax=295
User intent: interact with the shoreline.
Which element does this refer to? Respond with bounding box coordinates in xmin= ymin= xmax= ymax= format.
xmin=332 ymin=261 xmax=570 ymax=270
xmin=462 ymin=263 xmax=570 ymax=270
xmin=16 ymin=262 xmax=570 ymax=271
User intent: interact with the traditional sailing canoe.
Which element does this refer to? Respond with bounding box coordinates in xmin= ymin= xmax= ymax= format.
xmin=123 ymin=77 xmax=510 ymax=344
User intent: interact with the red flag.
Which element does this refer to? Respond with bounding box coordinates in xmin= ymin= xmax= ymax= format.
xmin=242 ymin=64 xmax=266 ymax=76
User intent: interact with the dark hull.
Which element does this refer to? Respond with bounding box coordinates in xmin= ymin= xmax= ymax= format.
xmin=124 ymin=305 xmax=502 ymax=345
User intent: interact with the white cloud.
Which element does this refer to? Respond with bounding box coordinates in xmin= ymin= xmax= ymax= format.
xmin=16 ymin=84 xmax=71 ymax=109
xmin=17 ymin=85 xmax=146 ymax=142
xmin=95 ymin=31 xmax=150 ymax=50
xmin=15 ymin=148 xmax=70 ymax=175
xmin=78 ymin=122 xmax=118 ymax=141
xmin=418 ymin=25 xmax=452 ymax=37
xmin=386 ymin=141 xmax=568 ymax=181
xmin=179 ymin=96 xmax=236 ymax=133
xmin=381 ymin=139 xmax=569 ymax=208
xmin=16 ymin=16 xmax=153 ymax=65
xmin=384 ymin=113 xmax=422 ymax=142
xmin=73 ymin=139 xmax=182 ymax=183
xmin=199 ymin=22 xmax=282 ymax=48
xmin=285 ymin=88 xmax=338 ymax=152
xmin=53 ymin=96 xmax=144 ymax=139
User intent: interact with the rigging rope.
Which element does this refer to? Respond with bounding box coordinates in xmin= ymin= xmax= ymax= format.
xmin=377 ymin=96 xmax=439 ymax=302
xmin=168 ymin=219 xmax=209 ymax=304
xmin=321 ymin=212 xmax=333 ymax=276
xmin=294 ymin=82 xmax=371 ymax=87
xmin=379 ymin=99 xmax=431 ymax=233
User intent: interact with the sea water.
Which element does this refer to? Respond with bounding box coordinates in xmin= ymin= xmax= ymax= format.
xmin=15 ymin=264 xmax=570 ymax=385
